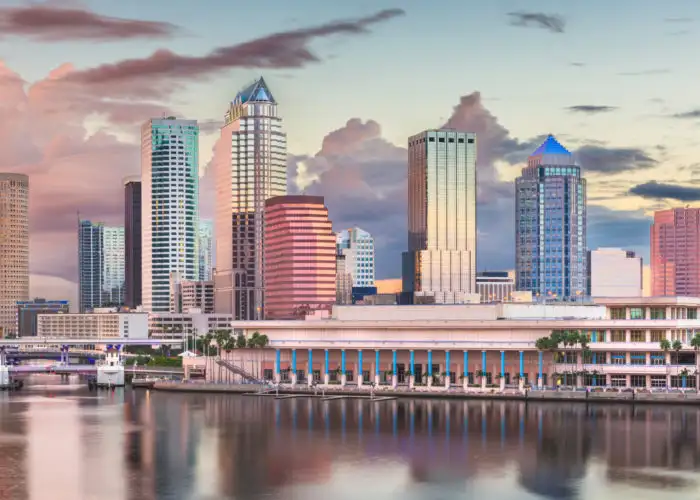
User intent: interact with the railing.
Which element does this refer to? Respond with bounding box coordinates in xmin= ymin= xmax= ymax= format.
xmin=215 ymin=358 xmax=265 ymax=384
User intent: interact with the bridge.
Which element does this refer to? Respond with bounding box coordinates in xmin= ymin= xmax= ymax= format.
xmin=0 ymin=337 xmax=184 ymax=346
xmin=9 ymin=364 xmax=184 ymax=376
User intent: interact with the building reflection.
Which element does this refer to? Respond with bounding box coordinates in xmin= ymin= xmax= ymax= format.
xmin=0 ymin=392 xmax=28 ymax=500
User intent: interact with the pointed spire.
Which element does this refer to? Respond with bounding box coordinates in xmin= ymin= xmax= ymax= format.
xmin=234 ymin=77 xmax=276 ymax=104
xmin=530 ymin=134 xmax=571 ymax=157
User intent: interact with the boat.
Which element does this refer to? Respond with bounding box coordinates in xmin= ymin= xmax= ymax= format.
xmin=131 ymin=377 xmax=158 ymax=389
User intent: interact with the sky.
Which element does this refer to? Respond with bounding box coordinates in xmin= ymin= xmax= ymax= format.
xmin=1 ymin=0 xmax=699 ymax=305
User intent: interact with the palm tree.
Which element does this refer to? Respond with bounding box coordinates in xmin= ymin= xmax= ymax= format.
xmin=690 ymin=334 xmax=700 ymax=388
xmin=672 ymin=339 xmax=683 ymax=364
xmin=235 ymin=333 xmax=247 ymax=349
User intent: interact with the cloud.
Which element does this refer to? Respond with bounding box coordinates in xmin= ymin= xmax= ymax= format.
xmin=507 ymin=12 xmax=565 ymax=33
xmin=587 ymin=206 xmax=651 ymax=261
xmin=575 ymin=145 xmax=657 ymax=173
xmin=60 ymin=8 xmax=404 ymax=92
xmin=618 ymin=69 xmax=670 ymax=76
xmin=665 ymin=17 xmax=693 ymax=23
xmin=570 ymin=62 xmax=586 ymax=67
xmin=0 ymin=9 xmax=404 ymax=293
xmin=566 ymin=105 xmax=617 ymax=114
xmin=628 ymin=181 xmax=700 ymax=201
xmin=0 ymin=5 xmax=181 ymax=41
xmin=671 ymin=109 xmax=700 ymax=119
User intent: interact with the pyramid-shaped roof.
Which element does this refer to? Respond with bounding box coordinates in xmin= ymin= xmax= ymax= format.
xmin=235 ymin=77 xmax=276 ymax=104
xmin=530 ymin=134 xmax=571 ymax=157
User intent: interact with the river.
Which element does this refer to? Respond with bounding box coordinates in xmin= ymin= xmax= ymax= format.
xmin=0 ymin=375 xmax=699 ymax=499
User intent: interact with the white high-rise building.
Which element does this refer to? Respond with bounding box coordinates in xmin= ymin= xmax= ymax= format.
xmin=588 ymin=248 xmax=642 ymax=297
xmin=402 ymin=130 xmax=477 ymax=304
xmin=141 ymin=117 xmax=200 ymax=312
xmin=103 ymin=226 xmax=125 ymax=306
xmin=198 ymin=219 xmax=213 ymax=281
xmin=214 ymin=77 xmax=286 ymax=320
xmin=336 ymin=227 xmax=375 ymax=287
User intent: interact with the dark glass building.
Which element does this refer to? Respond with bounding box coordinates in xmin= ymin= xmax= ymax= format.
xmin=125 ymin=178 xmax=142 ymax=308
xmin=515 ymin=135 xmax=587 ymax=300
xmin=17 ymin=298 xmax=69 ymax=337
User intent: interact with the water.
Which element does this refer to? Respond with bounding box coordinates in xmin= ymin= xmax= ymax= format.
xmin=1 ymin=376 xmax=699 ymax=499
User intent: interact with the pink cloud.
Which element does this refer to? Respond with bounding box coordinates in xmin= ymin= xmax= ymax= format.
xmin=0 ymin=5 xmax=181 ymax=41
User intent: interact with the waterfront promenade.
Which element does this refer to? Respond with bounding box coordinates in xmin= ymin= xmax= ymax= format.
xmin=150 ymin=381 xmax=700 ymax=405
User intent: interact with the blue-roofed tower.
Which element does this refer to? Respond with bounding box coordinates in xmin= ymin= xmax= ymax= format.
xmin=515 ymin=135 xmax=587 ymax=301
xmin=215 ymin=77 xmax=287 ymax=319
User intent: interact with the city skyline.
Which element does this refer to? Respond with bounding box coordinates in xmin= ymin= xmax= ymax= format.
xmin=0 ymin=2 xmax=697 ymax=304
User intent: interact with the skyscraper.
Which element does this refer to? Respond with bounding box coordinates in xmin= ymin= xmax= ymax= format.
xmin=78 ymin=221 xmax=125 ymax=312
xmin=651 ymin=208 xmax=700 ymax=296
xmin=141 ymin=117 xmax=200 ymax=312
xmin=336 ymin=227 xmax=376 ymax=287
xmin=103 ymin=226 xmax=125 ymax=306
xmin=264 ymin=195 xmax=336 ymax=319
xmin=402 ymin=130 xmax=477 ymax=304
xmin=124 ymin=177 xmax=142 ymax=308
xmin=515 ymin=135 xmax=587 ymax=300
xmin=0 ymin=173 xmax=29 ymax=336
xmin=214 ymin=77 xmax=286 ymax=319
xmin=78 ymin=220 xmax=103 ymax=313
xmin=198 ymin=219 xmax=213 ymax=281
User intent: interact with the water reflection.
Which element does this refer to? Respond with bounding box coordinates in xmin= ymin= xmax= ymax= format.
xmin=1 ymin=376 xmax=700 ymax=499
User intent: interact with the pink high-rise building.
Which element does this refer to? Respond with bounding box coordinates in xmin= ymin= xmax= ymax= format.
xmin=651 ymin=208 xmax=700 ymax=296
xmin=264 ymin=196 xmax=336 ymax=319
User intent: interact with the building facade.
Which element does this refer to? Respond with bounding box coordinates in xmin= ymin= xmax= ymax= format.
xmin=651 ymin=208 xmax=700 ymax=297
xmin=214 ymin=77 xmax=287 ymax=320
xmin=17 ymin=299 xmax=70 ymax=337
xmin=230 ymin=297 xmax=700 ymax=390
xmin=103 ymin=226 xmax=125 ymax=306
xmin=477 ymin=271 xmax=515 ymax=303
xmin=335 ymin=254 xmax=353 ymax=305
xmin=124 ymin=177 xmax=142 ymax=309
xmin=264 ymin=195 xmax=336 ymax=319
xmin=0 ymin=173 xmax=29 ymax=337
xmin=336 ymin=227 xmax=375 ymax=287
xmin=141 ymin=117 xmax=200 ymax=312
xmin=149 ymin=313 xmax=233 ymax=340
xmin=37 ymin=312 xmax=148 ymax=340
xmin=402 ymin=130 xmax=477 ymax=304
xmin=198 ymin=219 xmax=214 ymax=281
xmin=170 ymin=274 xmax=214 ymax=314
xmin=588 ymin=248 xmax=642 ymax=297
xmin=78 ymin=220 xmax=104 ymax=313
xmin=515 ymin=135 xmax=587 ymax=301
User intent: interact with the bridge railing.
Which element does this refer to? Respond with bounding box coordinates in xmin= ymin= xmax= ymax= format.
xmin=215 ymin=358 xmax=266 ymax=384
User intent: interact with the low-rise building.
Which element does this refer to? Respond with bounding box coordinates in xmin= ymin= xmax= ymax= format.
xmin=170 ymin=274 xmax=214 ymax=313
xmin=149 ymin=312 xmax=233 ymax=339
xmin=227 ymin=297 xmax=700 ymax=390
xmin=477 ymin=271 xmax=515 ymax=303
xmin=37 ymin=312 xmax=148 ymax=339
xmin=17 ymin=298 xmax=70 ymax=337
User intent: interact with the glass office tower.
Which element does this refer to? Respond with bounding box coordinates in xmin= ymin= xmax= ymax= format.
xmin=515 ymin=135 xmax=587 ymax=300
xmin=214 ymin=77 xmax=287 ymax=319
xmin=141 ymin=117 xmax=199 ymax=312
xmin=402 ymin=129 xmax=477 ymax=303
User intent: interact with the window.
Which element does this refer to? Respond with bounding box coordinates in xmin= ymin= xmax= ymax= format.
xmin=630 ymin=330 xmax=645 ymax=342
xmin=630 ymin=354 xmax=645 ymax=365
xmin=345 ymin=370 xmax=354 ymax=382
xmin=689 ymin=308 xmax=698 ymax=319
xmin=650 ymin=307 xmax=666 ymax=320
xmin=611 ymin=376 xmax=627 ymax=387
xmin=650 ymin=330 xmax=664 ymax=343
xmin=630 ymin=307 xmax=644 ymax=319
xmin=611 ymin=352 xmax=626 ymax=365
xmin=651 ymin=352 xmax=665 ymax=365
xmin=651 ymin=376 xmax=666 ymax=388
xmin=610 ymin=307 xmax=625 ymax=320
xmin=630 ymin=375 xmax=646 ymax=387
xmin=610 ymin=330 xmax=625 ymax=342
xmin=263 ymin=369 xmax=273 ymax=380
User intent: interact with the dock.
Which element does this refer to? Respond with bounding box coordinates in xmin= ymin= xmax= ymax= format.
xmin=321 ymin=395 xmax=396 ymax=402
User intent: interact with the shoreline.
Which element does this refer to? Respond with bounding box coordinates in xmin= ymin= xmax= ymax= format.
xmin=148 ymin=382 xmax=700 ymax=405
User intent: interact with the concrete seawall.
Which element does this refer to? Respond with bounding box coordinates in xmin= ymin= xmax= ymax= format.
xmin=149 ymin=383 xmax=700 ymax=405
